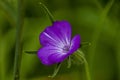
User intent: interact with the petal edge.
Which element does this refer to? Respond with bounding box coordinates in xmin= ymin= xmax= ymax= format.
xmin=69 ymin=35 xmax=81 ymax=54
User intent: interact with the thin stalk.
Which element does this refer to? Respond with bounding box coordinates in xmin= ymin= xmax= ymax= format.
xmin=117 ymin=35 xmax=120 ymax=80
xmin=88 ymin=0 xmax=114 ymax=73
xmin=67 ymin=56 xmax=71 ymax=68
xmin=39 ymin=2 xmax=55 ymax=23
xmin=80 ymin=42 xmax=91 ymax=48
xmin=49 ymin=63 xmax=62 ymax=78
xmin=13 ymin=0 xmax=24 ymax=80
xmin=115 ymin=22 xmax=120 ymax=80
xmin=83 ymin=57 xmax=91 ymax=80
xmin=76 ymin=50 xmax=91 ymax=80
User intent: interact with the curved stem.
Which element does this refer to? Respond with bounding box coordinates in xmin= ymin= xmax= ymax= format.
xmin=82 ymin=57 xmax=91 ymax=80
xmin=39 ymin=2 xmax=55 ymax=23
xmin=49 ymin=63 xmax=62 ymax=78
xmin=87 ymin=1 xmax=114 ymax=79
xmin=80 ymin=42 xmax=91 ymax=48
xmin=115 ymin=22 xmax=120 ymax=80
xmin=76 ymin=50 xmax=91 ymax=80
xmin=117 ymin=38 xmax=120 ymax=80
xmin=13 ymin=0 xmax=24 ymax=80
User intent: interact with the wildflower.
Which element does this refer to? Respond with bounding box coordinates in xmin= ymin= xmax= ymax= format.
xmin=37 ymin=20 xmax=80 ymax=66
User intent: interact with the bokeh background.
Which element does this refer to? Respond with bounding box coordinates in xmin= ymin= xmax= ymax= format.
xmin=0 ymin=0 xmax=120 ymax=80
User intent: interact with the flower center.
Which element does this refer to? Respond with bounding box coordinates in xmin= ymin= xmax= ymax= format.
xmin=62 ymin=45 xmax=70 ymax=53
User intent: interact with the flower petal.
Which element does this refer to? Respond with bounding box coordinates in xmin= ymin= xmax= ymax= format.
xmin=69 ymin=35 xmax=81 ymax=54
xmin=39 ymin=20 xmax=71 ymax=48
xmin=52 ymin=21 xmax=72 ymax=45
xmin=37 ymin=46 xmax=67 ymax=66
xmin=48 ymin=52 xmax=68 ymax=64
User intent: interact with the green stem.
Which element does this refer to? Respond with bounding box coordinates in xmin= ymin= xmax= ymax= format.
xmin=13 ymin=0 xmax=24 ymax=80
xmin=87 ymin=1 xmax=114 ymax=78
xmin=67 ymin=56 xmax=71 ymax=68
xmin=77 ymin=50 xmax=91 ymax=80
xmin=117 ymin=37 xmax=120 ymax=80
xmin=49 ymin=63 xmax=62 ymax=78
xmin=115 ymin=22 xmax=120 ymax=80
xmin=39 ymin=2 xmax=55 ymax=23
xmin=80 ymin=42 xmax=91 ymax=48
xmin=83 ymin=57 xmax=91 ymax=80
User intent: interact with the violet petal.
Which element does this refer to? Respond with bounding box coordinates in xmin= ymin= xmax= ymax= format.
xmin=39 ymin=21 xmax=71 ymax=48
xmin=69 ymin=35 xmax=81 ymax=54
xmin=37 ymin=46 xmax=67 ymax=66
xmin=48 ymin=52 xmax=68 ymax=64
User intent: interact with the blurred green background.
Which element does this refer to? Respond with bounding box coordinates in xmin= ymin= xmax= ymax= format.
xmin=0 ymin=0 xmax=120 ymax=80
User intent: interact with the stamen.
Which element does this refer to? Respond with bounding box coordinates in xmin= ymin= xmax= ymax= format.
xmin=62 ymin=45 xmax=70 ymax=53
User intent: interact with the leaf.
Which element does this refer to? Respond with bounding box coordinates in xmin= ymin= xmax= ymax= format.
xmin=24 ymin=51 xmax=37 ymax=54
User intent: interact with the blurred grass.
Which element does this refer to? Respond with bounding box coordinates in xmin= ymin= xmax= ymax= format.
xmin=0 ymin=0 xmax=120 ymax=80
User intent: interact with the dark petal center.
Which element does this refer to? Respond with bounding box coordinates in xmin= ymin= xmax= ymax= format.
xmin=62 ymin=45 xmax=70 ymax=53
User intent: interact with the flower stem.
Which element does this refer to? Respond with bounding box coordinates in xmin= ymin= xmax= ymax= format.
xmin=116 ymin=37 xmax=120 ymax=80
xmin=77 ymin=50 xmax=91 ymax=80
xmin=39 ymin=2 xmax=55 ymax=23
xmin=80 ymin=42 xmax=91 ymax=48
xmin=13 ymin=0 xmax=24 ymax=80
xmin=67 ymin=56 xmax=71 ymax=68
xmin=88 ymin=0 xmax=114 ymax=65
xmin=83 ymin=57 xmax=91 ymax=80
xmin=87 ymin=0 xmax=114 ymax=79
xmin=49 ymin=63 xmax=62 ymax=78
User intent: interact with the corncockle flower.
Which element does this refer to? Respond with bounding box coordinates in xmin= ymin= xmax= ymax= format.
xmin=37 ymin=20 xmax=80 ymax=66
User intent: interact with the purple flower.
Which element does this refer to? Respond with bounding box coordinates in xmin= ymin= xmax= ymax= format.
xmin=37 ymin=20 xmax=81 ymax=66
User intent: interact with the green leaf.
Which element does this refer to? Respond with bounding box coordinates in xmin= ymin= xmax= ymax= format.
xmin=24 ymin=51 xmax=37 ymax=54
xmin=0 ymin=0 xmax=17 ymax=26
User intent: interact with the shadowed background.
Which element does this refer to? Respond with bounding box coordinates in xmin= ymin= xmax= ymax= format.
xmin=0 ymin=0 xmax=120 ymax=80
